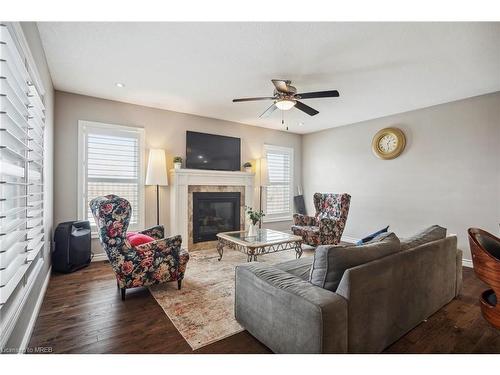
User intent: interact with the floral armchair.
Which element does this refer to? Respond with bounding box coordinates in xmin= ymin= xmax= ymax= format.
xmin=89 ymin=195 xmax=189 ymax=300
xmin=291 ymin=193 xmax=351 ymax=247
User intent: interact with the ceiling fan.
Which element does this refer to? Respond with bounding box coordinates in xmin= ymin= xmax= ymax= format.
xmin=232 ymin=79 xmax=340 ymax=118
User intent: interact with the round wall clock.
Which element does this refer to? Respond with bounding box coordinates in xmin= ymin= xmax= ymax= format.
xmin=371 ymin=127 xmax=406 ymax=160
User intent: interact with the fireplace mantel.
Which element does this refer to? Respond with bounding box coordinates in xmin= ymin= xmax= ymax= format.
xmin=169 ymin=169 xmax=254 ymax=249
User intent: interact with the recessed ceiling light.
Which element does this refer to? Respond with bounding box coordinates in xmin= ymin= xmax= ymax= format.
xmin=115 ymin=82 xmax=125 ymax=88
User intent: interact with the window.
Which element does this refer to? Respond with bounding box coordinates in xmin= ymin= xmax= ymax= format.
xmin=263 ymin=144 xmax=294 ymax=222
xmin=78 ymin=121 xmax=145 ymax=232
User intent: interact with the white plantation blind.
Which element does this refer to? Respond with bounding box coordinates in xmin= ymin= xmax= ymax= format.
xmin=0 ymin=22 xmax=46 ymax=326
xmin=264 ymin=144 xmax=293 ymax=221
xmin=78 ymin=121 xmax=145 ymax=231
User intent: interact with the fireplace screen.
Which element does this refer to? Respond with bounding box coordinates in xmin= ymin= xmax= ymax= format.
xmin=192 ymin=192 xmax=241 ymax=243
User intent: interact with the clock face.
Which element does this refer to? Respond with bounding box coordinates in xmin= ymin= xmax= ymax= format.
xmin=372 ymin=127 xmax=406 ymax=159
xmin=378 ymin=133 xmax=398 ymax=153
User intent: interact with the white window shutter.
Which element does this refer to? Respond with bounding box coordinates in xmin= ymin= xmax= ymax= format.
xmin=78 ymin=122 xmax=145 ymax=231
xmin=264 ymin=145 xmax=294 ymax=221
xmin=0 ymin=24 xmax=45 ymax=311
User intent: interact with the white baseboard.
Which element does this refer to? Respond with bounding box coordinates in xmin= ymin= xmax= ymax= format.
xmin=91 ymin=252 xmax=108 ymax=262
xmin=462 ymin=259 xmax=473 ymax=268
xmin=18 ymin=265 xmax=51 ymax=353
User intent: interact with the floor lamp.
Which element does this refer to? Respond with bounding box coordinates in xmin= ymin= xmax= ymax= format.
xmin=258 ymin=157 xmax=269 ymax=229
xmin=146 ymin=149 xmax=168 ymax=226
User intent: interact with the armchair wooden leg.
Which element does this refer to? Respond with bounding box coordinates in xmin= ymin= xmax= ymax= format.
xmin=121 ymin=288 xmax=126 ymax=301
xmin=177 ymin=279 xmax=182 ymax=290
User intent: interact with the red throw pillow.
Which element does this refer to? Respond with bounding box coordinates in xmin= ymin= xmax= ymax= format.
xmin=126 ymin=232 xmax=155 ymax=246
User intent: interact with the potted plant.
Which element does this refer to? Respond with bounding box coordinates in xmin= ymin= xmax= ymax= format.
xmin=173 ymin=156 xmax=183 ymax=169
xmin=245 ymin=206 xmax=265 ymax=236
xmin=243 ymin=162 xmax=252 ymax=173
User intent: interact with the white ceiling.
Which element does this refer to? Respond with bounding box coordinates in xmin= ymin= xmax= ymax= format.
xmin=37 ymin=22 xmax=500 ymax=134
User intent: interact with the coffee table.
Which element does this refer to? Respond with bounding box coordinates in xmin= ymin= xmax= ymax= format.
xmin=216 ymin=229 xmax=303 ymax=262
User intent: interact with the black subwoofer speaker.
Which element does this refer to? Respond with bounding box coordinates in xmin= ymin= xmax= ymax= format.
xmin=52 ymin=221 xmax=92 ymax=273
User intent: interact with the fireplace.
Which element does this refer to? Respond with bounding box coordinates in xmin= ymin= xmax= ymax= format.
xmin=170 ymin=169 xmax=253 ymax=250
xmin=192 ymin=192 xmax=241 ymax=243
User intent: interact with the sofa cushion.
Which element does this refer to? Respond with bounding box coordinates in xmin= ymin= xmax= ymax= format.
xmin=275 ymin=257 xmax=313 ymax=281
xmin=400 ymin=225 xmax=447 ymax=251
xmin=309 ymin=232 xmax=401 ymax=292
xmin=356 ymin=225 xmax=390 ymax=245
xmin=365 ymin=230 xmax=397 ymax=244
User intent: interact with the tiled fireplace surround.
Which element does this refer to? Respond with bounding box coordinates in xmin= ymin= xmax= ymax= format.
xmin=169 ymin=169 xmax=254 ymax=250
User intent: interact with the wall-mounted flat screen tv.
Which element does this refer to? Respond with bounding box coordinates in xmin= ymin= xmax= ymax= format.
xmin=186 ymin=131 xmax=241 ymax=171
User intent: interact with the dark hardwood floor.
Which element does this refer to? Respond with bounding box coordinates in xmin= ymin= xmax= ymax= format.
xmin=28 ymin=261 xmax=500 ymax=354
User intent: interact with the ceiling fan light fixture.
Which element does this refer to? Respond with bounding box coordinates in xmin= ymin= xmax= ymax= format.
xmin=275 ymin=99 xmax=296 ymax=111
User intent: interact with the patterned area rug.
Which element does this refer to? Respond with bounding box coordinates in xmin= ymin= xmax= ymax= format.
xmin=149 ymin=247 xmax=308 ymax=350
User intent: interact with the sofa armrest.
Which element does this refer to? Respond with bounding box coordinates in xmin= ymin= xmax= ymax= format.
xmin=293 ymin=213 xmax=317 ymax=226
xmin=117 ymin=235 xmax=186 ymax=288
xmin=138 ymin=225 xmax=165 ymax=240
xmin=178 ymin=247 xmax=190 ymax=275
xmin=235 ymin=263 xmax=347 ymax=353
xmin=134 ymin=234 xmax=182 ymax=257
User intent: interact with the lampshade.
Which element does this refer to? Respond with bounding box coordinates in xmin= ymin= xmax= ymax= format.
xmin=145 ymin=149 xmax=168 ymax=186
xmin=275 ymin=99 xmax=296 ymax=111
xmin=259 ymin=157 xmax=269 ymax=186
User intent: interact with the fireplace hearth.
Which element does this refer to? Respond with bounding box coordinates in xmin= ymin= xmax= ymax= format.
xmin=192 ymin=192 xmax=241 ymax=243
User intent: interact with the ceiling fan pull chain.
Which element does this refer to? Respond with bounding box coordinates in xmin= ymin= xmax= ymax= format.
xmin=281 ymin=111 xmax=288 ymax=131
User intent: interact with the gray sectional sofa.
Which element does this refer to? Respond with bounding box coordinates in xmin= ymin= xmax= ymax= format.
xmin=235 ymin=227 xmax=463 ymax=353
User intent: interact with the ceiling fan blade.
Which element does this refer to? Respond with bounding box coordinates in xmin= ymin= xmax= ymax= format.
xmin=295 ymin=101 xmax=319 ymax=116
xmin=233 ymin=97 xmax=275 ymax=102
xmin=297 ymin=90 xmax=340 ymax=99
xmin=259 ymin=104 xmax=277 ymax=118
xmin=271 ymin=79 xmax=292 ymax=93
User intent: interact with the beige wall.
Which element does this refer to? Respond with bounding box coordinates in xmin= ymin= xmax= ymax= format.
xmin=54 ymin=91 xmax=302 ymax=255
xmin=302 ymin=92 xmax=500 ymax=260
xmin=55 ymin=90 xmax=500 ymax=262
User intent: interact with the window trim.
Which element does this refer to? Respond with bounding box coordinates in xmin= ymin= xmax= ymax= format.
xmin=77 ymin=121 xmax=145 ymax=234
xmin=262 ymin=144 xmax=294 ymax=223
